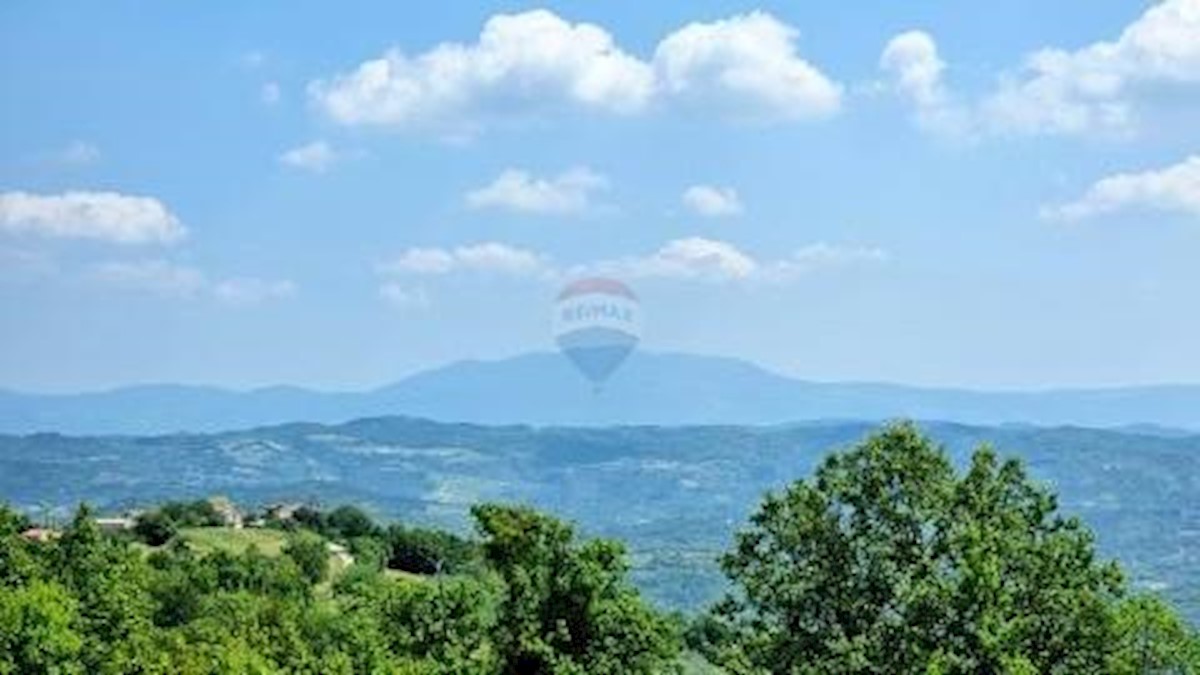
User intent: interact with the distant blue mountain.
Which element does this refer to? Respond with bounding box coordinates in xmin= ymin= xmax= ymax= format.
xmin=3 ymin=351 xmax=1200 ymax=434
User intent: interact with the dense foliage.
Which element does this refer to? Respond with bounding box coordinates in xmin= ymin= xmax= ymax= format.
xmin=3 ymin=418 xmax=1196 ymax=618
xmin=2 ymin=424 xmax=1197 ymax=674
xmin=0 ymin=502 xmax=679 ymax=674
xmin=697 ymin=423 xmax=1200 ymax=674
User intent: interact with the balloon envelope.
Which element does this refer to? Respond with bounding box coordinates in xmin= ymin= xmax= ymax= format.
xmin=553 ymin=278 xmax=641 ymax=387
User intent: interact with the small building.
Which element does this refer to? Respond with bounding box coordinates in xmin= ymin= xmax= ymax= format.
xmin=94 ymin=517 xmax=134 ymax=532
xmin=264 ymin=502 xmax=304 ymax=524
xmin=208 ymin=496 xmax=244 ymax=529
xmin=20 ymin=527 xmax=61 ymax=543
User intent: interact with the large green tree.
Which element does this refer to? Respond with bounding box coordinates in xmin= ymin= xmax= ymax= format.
xmin=711 ymin=423 xmax=1191 ymax=675
xmin=0 ymin=579 xmax=84 ymax=674
xmin=53 ymin=505 xmax=157 ymax=673
xmin=472 ymin=504 xmax=681 ymax=675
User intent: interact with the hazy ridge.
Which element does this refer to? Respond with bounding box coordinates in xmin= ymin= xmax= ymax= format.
xmin=4 ymin=351 xmax=1200 ymax=434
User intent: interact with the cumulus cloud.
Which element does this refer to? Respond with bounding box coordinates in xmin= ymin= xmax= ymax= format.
xmin=381 ymin=242 xmax=550 ymax=277
xmin=879 ymin=31 xmax=969 ymax=135
xmin=586 ymin=238 xmax=888 ymax=283
xmin=882 ymin=0 xmax=1200 ymax=137
xmin=1041 ymin=155 xmax=1200 ymax=221
xmin=466 ymin=167 xmax=607 ymax=215
xmin=93 ymin=259 xmax=295 ymax=306
xmin=378 ymin=238 xmax=887 ymax=290
xmin=309 ymin=9 xmax=840 ymax=134
xmin=654 ymin=12 xmax=841 ymax=121
xmin=681 ymin=185 xmax=743 ymax=217
xmin=309 ymin=10 xmax=654 ymax=132
xmin=0 ymin=191 xmax=186 ymax=244
xmin=279 ymin=140 xmax=337 ymax=172
xmin=615 ymin=237 xmax=759 ymax=280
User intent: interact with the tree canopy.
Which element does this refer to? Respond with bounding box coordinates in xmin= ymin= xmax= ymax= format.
xmin=2 ymin=423 xmax=1197 ymax=674
xmin=704 ymin=422 xmax=1199 ymax=674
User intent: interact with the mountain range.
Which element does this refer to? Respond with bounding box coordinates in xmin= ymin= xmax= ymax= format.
xmin=5 ymin=351 xmax=1200 ymax=434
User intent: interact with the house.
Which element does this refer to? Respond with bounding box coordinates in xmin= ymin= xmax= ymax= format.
xmin=208 ymin=496 xmax=244 ymax=529
xmin=263 ymin=502 xmax=304 ymax=524
xmin=94 ymin=517 xmax=134 ymax=532
xmin=20 ymin=527 xmax=60 ymax=542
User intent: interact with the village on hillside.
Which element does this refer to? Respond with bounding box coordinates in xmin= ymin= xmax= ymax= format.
xmin=19 ymin=496 xmax=355 ymax=567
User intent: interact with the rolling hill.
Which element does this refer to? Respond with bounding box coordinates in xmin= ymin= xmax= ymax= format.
xmin=2 ymin=417 xmax=1197 ymax=621
xmin=3 ymin=351 xmax=1200 ymax=434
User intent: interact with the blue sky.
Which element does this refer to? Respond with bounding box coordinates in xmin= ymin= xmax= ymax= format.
xmin=2 ymin=1 xmax=1199 ymax=392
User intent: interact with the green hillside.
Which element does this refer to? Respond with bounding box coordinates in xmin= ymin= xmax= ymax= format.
xmin=3 ymin=424 xmax=1197 ymax=673
xmin=2 ymin=417 xmax=1196 ymax=623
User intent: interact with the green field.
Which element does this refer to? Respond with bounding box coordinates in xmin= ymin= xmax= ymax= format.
xmin=177 ymin=526 xmax=288 ymax=556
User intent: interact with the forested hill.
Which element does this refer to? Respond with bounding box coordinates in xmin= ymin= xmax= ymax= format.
xmin=5 ymin=352 xmax=1200 ymax=434
xmin=2 ymin=417 xmax=1197 ymax=622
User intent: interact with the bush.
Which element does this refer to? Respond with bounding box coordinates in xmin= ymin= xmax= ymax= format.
xmin=133 ymin=511 xmax=177 ymax=547
xmin=283 ymin=532 xmax=329 ymax=585
xmin=386 ymin=526 xmax=478 ymax=576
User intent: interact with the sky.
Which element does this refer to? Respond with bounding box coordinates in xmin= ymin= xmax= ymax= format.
xmin=2 ymin=0 xmax=1199 ymax=393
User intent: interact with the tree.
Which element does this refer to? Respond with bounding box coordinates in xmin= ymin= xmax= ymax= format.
xmin=325 ymin=505 xmax=379 ymax=540
xmin=472 ymin=503 xmax=681 ymax=675
xmin=1107 ymin=594 xmax=1200 ymax=674
xmin=0 ymin=580 xmax=84 ymax=674
xmin=159 ymin=500 xmax=224 ymax=528
xmin=713 ymin=423 xmax=1128 ymax=674
xmin=283 ymin=532 xmax=329 ymax=585
xmin=387 ymin=525 xmax=479 ymax=576
xmin=52 ymin=505 xmax=157 ymax=672
xmin=133 ymin=511 xmax=178 ymax=547
xmin=0 ymin=505 xmax=38 ymax=588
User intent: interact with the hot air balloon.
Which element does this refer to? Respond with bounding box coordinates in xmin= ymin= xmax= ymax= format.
xmin=553 ymin=278 xmax=641 ymax=391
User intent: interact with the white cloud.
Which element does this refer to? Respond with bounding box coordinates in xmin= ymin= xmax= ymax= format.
xmin=879 ymin=31 xmax=969 ymax=135
xmin=377 ymin=238 xmax=886 ymax=288
xmin=881 ymin=31 xmax=945 ymax=107
xmin=620 ymin=237 xmax=759 ymax=280
xmin=309 ymin=9 xmax=841 ymax=134
xmin=654 ymin=12 xmax=841 ymax=121
xmin=983 ymin=0 xmax=1200 ymax=136
xmin=1041 ymin=155 xmax=1200 ymax=221
xmin=93 ymin=260 xmax=295 ymax=306
xmin=883 ymin=0 xmax=1200 ymax=137
xmin=466 ymin=167 xmax=607 ymax=215
xmin=681 ymin=185 xmax=743 ymax=217
xmin=769 ymin=242 xmax=889 ymax=280
xmin=309 ymin=9 xmax=654 ymax=132
xmin=0 ymin=191 xmax=186 ymax=245
xmin=591 ymin=238 xmax=887 ymax=283
xmin=261 ymin=82 xmax=282 ymax=105
xmin=381 ymin=242 xmax=549 ymax=277
xmin=379 ymin=282 xmax=431 ymax=309
xmin=279 ymin=140 xmax=337 ymax=172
